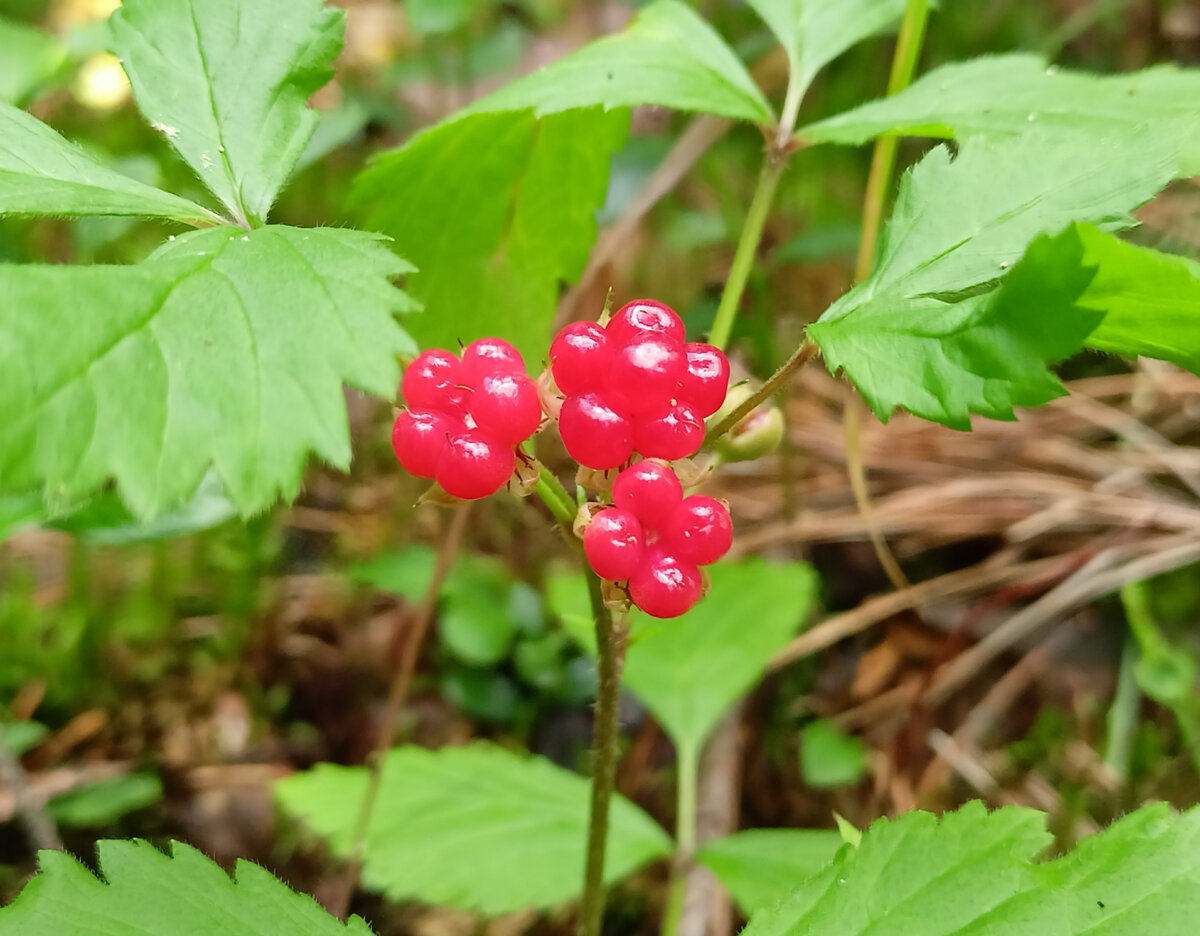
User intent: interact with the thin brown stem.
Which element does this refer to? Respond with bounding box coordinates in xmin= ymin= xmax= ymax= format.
xmin=329 ymin=503 xmax=473 ymax=919
xmin=580 ymin=580 xmax=627 ymax=936
xmin=706 ymin=339 xmax=817 ymax=444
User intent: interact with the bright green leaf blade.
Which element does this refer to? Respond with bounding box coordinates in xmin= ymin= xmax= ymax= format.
xmin=353 ymin=107 xmax=626 ymax=365
xmin=109 ymin=0 xmax=344 ymax=226
xmin=799 ymin=720 xmax=865 ymax=788
xmin=698 ymin=829 xmax=844 ymax=915
xmin=811 ymin=133 xmax=1177 ymax=427
xmin=1 ymin=721 xmax=48 ymax=756
xmin=802 ymin=53 xmax=1200 ymax=173
xmin=276 ymin=743 xmax=672 ymax=915
xmin=464 ymin=0 xmax=771 ymax=124
xmin=742 ymin=802 xmax=1200 ymax=936
xmin=0 ymin=103 xmax=217 ymax=222
xmin=1072 ymin=225 xmax=1200 ymax=373
xmin=47 ymin=773 xmax=163 ymax=827
xmin=0 ymin=226 xmax=417 ymax=519
xmin=0 ymin=16 xmax=64 ymax=105
xmin=548 ymin=558 xmax=818 ymax=754
xmin=0 ymin=839 xmax=373 ymax=936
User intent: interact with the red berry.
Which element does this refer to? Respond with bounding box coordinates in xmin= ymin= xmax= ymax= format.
xmin=403 ymin=349 xmax=469 ymax=414
xmin=662 ymin=495 xmax=732 ymax=565
xmin=612 ymin=461 xmax=683 ymax=530
xmin=628 ymin=548 xmax=702 ymax=618
xmin=550 ymin=322 xmax=610 ymax=396
xmin=607 ymin=299 xmax=686 ymax=348
xmin=677 ymin=343 xmax=730 ymax=418
xmin=392 ymin=409 xmax=459 ymax=479
xmin=558 ymin=392 xmax=634 ymax=470
xmin=633 ymin=400 xmax=705 ymax=461
xmin=605 ymin=334 xmax=686 ymax=415
xmin=583 ymin=509 xmax=645 ymax=581
xmin=461 ymin=337 xmax=525 ymax=385
xmin=469 ymin=372 xmax=541 ymax=444
xmin=435 ymin=430 xmax=516 ymax=500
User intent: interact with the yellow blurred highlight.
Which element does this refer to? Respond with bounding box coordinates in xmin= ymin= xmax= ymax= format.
xmin=73 ymin=53 xmax=131 ymax=110
xmin=53 ymin=0 xmax=121 ymax=28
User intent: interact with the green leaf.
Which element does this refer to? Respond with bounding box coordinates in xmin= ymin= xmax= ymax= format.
xmin=549 ymin=558 xmax=818 ymax=755
xmin=810 ymin=133 xmax=1177 ymax=427
xmin=802 ymin=53 xmax=1200 ymax=173
xmin=276 ymin=743 xmax=672 ymax=915
xmin=1 ymin=720 xmax=48 ymax=756
xmin=0 ymin=839 xmax=372 ymax=936
xmin=0 ymin=15 xmax=64 ymax=105
xmin=109 ymin=0 xmax=344 ymax=227
xmin=799 ymin=720 xmax=866 ymax=789
xmin=1072 ymin=225 xmax=1200 ymax=372
xmin=353 ymin=107 xmax=626 ymax=366
xmin=741 ymin=802 xmax=1200 ymax=936
xmin=47 ymin=773 xmax=163 ymax=827
xmin=463 ymin=0 xmax=772 ymax=124
xmin=698 ymin=829 xmax=844 ymax=915
xmin=0 ymin=103 xmax=218 ymax=223
xmin=749 ymin=1 xmax=907 ymax=91
xmin=0 ymin=226 xmax=417 ymax=519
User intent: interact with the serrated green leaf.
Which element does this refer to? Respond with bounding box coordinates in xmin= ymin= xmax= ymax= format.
xmin=698 ymin=829 xmax=843 ymax=915
xmin=109 ymin=0 xmax=344 ymax=227
xmin=1072 ymin=225 xmax=1200 ymax=373
xmin=549 ymin=558 xmax=817 ymax=755
xmin=743 ymin=802 xmax=1200 ymax=936
xmin=276 ymin=743 xmax=672 ymax=915
xmin=0 ymin=838 xmax=373 ymax=936
xmin=749 ymin=0 xmax=907 ymax=91
xmin=353 ymin=107 xmax=626 ymax=366
xmin=802 ymin=53 xmax=1200 ymax=173
xmin=463 ymin=0 xmax=771 ymax=124
xmin=811 ymin=134 xmax=1176 ymax=427
xmin=0 ymin=226 xmax=417 ymax=519
xmin=0 ymin=103 xmax=218 ymax=222
xmin=0 ymin=15 xmax=64 ymax=105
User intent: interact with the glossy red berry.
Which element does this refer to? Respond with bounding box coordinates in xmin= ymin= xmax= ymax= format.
xmin=461 ymin=337 xmax=524 ymax=384
xmin=606 ymin=299 xmax=686 ymax=348
xmin=612 ymin=461 xmax=683 ymax=531
xmin=662 ymin=495 xmax=733 ymax=566
xmin=403 ymin=349 xmax=469 ymax=414
xmin=558 ymin=392 xmax=634 ymax=469
xmin=583 ymin=509 xmax=645 ymax=581
xmin=392 ymin=409 xmax=459 ymax=479
xmin=550 ymin=322 xmax=610 ymax=396
xmin=677 ymin=343 xmax=730 ymax=418
xmin=435 ymin=430 xmax=516 ymax=500
xmin=469 ymin=372 xmax=542 ymax=444
xmin=628 ymin=548 xmax=702 ymax=618
xmin=605 ymin=334 xmax=686 ymax=415
xmin=633 ymin=400 xmax=705 ymax=461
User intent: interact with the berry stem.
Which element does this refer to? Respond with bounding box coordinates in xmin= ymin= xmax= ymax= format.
xmin=659 ymin=740 xmax=699 ymax=936
xmin=580 ymin=582 xmax=628 ymax=936
xmin=705 ymin=338 xmax=818 ymax=444
xmin=536 ymin=463 xmax=578 ymax=528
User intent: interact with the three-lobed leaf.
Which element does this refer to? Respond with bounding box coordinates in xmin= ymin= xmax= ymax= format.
xmin=802 ymin=53 xmax=1200 ymax=174
xmin=109 ymin=0 xmax=344 ymax=227
xmin=0 ymin=226 xmax=417 ymax=519
xmin=275 ymin=743 xmax=672 ymax=915
xmin=353 ymin=107 xmax=627 ymax=366
xmin=0 ymin=102 xmax=217 ymax=223
xmin=810 ymin=133 xmax=1178 ymax=427
xmin=741 ymin=801 xmax=1200 ymax=936
xmin=0 ymin=839 xmax=373 ymax=936
xmin=698 ymin=828 xmax=844 ymax=915
xmin=548 ymin=558 xmax=818 ymax=757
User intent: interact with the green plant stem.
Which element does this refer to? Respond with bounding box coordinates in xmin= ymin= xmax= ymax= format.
xmin=537 ymin=463 xmax=578 ymax=527
xmin=706 ymin=339 xmax=817 ymax=443
xmin=1104 ymin=632 xmax=1140 ymax=783
xmin=659 ymin=742 xmax=699 ymax=936
xmin=580 ymin=579 xmax=627 ymax=936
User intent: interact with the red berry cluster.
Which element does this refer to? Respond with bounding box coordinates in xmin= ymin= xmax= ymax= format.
xmin=583 ymin=461 xmax=732 ymax=618
xmin=391 ymin=338 xmax=541 ymax=500
xmin=550 ymin=300 xmax=730 ymax=469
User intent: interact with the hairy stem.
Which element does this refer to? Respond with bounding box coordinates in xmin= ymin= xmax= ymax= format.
xmin=330 ymin=503 xmax=472 ymax=919
xmin=580 ymin=578 xmax=627 ymax=936
xmin=706 ymin=339 xmax=817 ymax=443
xmin=537 ymin=463 xmax=578 ymax=527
